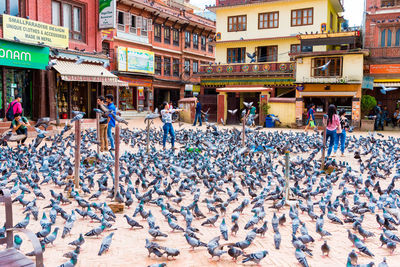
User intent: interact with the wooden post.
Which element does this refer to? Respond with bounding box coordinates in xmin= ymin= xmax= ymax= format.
xmin=96 ymin=113 xmax=100 ymax=154
xmin=74 ymin=119 xmax=81 ymax=189
xmin=284 ymin=151 xmax=290 ymax=200
xmin=114 ymin=123 xmax=120 ymax=200
xmin=146 ymin=119 xmax=150 ymax=154
xmin=242 ymin=113 xmax=248 ymax=147
xmin=116 ymin=85 xmax=119 ymax=110
xmin=321 ymin=114 xmax=328 ymax=170
xmin=2 ymin=67 xmax=6 ymax=118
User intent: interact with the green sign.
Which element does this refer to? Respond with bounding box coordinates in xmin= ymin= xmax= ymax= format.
xmin=0 ymin=39 xmax=49 ymax=70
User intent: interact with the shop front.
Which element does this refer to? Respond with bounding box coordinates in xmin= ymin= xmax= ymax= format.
xmin=0 ymin=39 xmax=49 ymax=119
xmin=116 ymin=76 xmax=153 ymax=111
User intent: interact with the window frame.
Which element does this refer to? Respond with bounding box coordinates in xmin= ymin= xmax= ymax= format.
xmin=173 ymin=59 xmax=180 ymax=77
xmin=381 ymin=29 xmax=386 ymax=47
xmin=290 ymin=44 xmax=301 ymax=53
xmin=154 ymin=23 xmax=162 ymax=42
xmin=193 ymin=33 xmax=199 ymax=49
xmin=184 ymin=59 xmax=191 ymax=75
xmin=387 ymin=29 xmax=392 ymax=47
xmin=155 ymin=55 xmax=162 ymax=75
xmin=52 ymin=0 xmax=84 ymax=41
xmin=163 ymin=57 xmax=171 ymax=76
xmin=291 ymin=8 xmax=313 ymax=27
xmin=193 ymin=60 xmax=199 ymax=74
xmin=164 ymin=26 xmax=171 ymax=44
xmin=228 ymin=15 xmax=247 ymax=32
xmin=227 ymin=47 xmax=246 ymax=63
xmin=200 ymin=36 xmax=206 ymax=51
xmin=185 ymin=31 xmax=191 ymax=48
xmin=130 ymin=14 xmax=137 ymax=34
xmin=258 ymin=11 xmax=279 ymax=29
xmin=172 ymin=28 xmax=179 ymax=46
xmin=312 ymin=57 xmax=343 ymax=78
xmin=395 ymin=29 xmax=400 ymax=46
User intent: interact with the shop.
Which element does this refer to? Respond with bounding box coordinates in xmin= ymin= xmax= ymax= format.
xmin=116 ymin=76 xmax=153 ymax=111
xmin=53 ymin=56 xmax=117 ymax=119
xmin=0 ymin=39 xmax=49 ymax=119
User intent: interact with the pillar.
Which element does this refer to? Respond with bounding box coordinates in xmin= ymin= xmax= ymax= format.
xmin=39 ymin=70 xmax=46 ymax=118
xmin=352 ymin=85 xmax=362 ymax=128
xmin=259 ymin=91 xmax=270 ymax=126
xmin=47 ymin=70 xmax=56 ymax=119
xmin=295 ymin=88 xmax=304 ymax=127
xmin=2 ymin=67 xmax=6 ymax=116
xmin=217 ymin=92 xmax=227 ymax=124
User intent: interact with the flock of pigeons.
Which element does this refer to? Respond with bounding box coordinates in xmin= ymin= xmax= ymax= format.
xmin=0 ymin=109 xmax=399 ymax=267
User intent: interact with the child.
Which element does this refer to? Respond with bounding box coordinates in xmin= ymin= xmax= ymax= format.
xmin=334 ymin=109 xmax=349 ymax=156
xmin=305 ymin=103 xmax=316 ymax=131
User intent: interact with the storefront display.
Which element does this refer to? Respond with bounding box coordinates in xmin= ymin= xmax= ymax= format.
xmin=5 ymin=69 xmax=33 ymax=118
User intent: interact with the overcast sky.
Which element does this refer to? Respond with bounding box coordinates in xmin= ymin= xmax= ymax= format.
xmin=192 ymin=0 xmax=364 ymax=26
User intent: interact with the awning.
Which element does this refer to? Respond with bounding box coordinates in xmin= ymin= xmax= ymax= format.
xmin=299 ymin=91 xmax=357 ymax=97
xmin=102 ymin=80 xmax=129 ymax=87
xmin=216 ymin=87 xmax=273 ymax=93
xmin=373 ymin=82 xmax=400 ymax=87
xmin=54 ymin=60 xmax=117 ymax=83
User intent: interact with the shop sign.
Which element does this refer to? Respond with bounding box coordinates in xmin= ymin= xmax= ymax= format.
xmin=361 ymin=76 xmax=374 ymax=90
xmin=370 ymin=64 xmax=400 ymax=74
xmin=138 ymin=87 xmax=145 ymax=100
xmin=99 ymin=0 xmax=116 ymax=29
xmin=127 ymin=48 xmax=154 ymax=74
xmin=0 ymin=39 xmax=49 ymax=70
xmin=101 ymin=29 xmax=114 ymax=41
xmin=185 ymin=84 xmax=193 ymax=91
xmin=193 ymin=85 xmax=200 ymax=93
xmin=296 ymin=85 xmax=304 ymax=92
xmin=118 ymin=47 xmax=127 ymax=71
xmin=3 ymin=15 xmax=69 ymax=48
xmin=302 ymin=76 xmax=349 ymax=84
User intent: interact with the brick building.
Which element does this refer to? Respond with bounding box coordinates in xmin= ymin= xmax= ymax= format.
xmin=103 ymin=0 xmax=215 ymax=115
xmin=364 ymin=0 xmax=400 ymax=113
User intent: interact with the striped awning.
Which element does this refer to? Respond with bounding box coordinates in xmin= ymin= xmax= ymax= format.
xmin=217 ymin=87 xmax=273 ymax=93
xmin=373 ymin=82 xmax=400 ymax=87
xmin=54 ymin=60 xmax=117 ymax=83
xmin=102 ymin=80 xmax=129 ymax=87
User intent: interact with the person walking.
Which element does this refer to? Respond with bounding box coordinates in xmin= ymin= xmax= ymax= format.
xmin=105 ymin=94 xmax=116 ymax=151
xmin=11 ymin=113 xmax=29 ymax=145
xmin=193 ymin=98 xmax=202 ymax=126
xmin=97 ymin=96 xmax=108 ymax=152
xmin=326 ymin=104 xmax=341 ymax=158
xmin=5 ymin=95 xmax=23 ymax=122
xmin=334 ymin=109 xmax=349 ymax=156
xmin=161 ymin=101 xmax=182 ymax=150
xmin=304 ymin=103 xmax=316 ymax=131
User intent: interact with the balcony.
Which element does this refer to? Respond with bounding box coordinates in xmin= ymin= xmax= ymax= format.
xmin=199 ymin=62 xmax=294 ymax=77
xmin=369 ymin=47 xmax=400 ymax=58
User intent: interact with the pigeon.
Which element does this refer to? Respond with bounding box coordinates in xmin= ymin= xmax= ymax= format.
xmin=295 ymin=248 xmax=309 ymax=267
xmin=321 ymin=240 xmax=330 ymax=256
xmin=98 ymin=233 xmax=114 ymax=256
xmin=242 ymin=250 xmax=268 ymax=265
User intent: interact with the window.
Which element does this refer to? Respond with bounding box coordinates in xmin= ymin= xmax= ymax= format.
xmin=193 ymin=34 xmax=199 ymax=49
xmin=173 ymin=59 xmax=180 ymax=77
xmin=193 ymin=60 xmax=199 ymax=74
xmin=164 ymin=27 xmax=171 ymax=44
xmin=228 ymin=15 xmax=247 ymax=32
xmin=0 ymin=0 xmax=22 ymax=16
xmin=291 ymin=44 xmax=301 ymax=53
xmin=130 ymin=15 xmax=136 ymax=34
xmin=116 ymin=11 xmax=124 ymax=31
xmin=155 ymin=56 xmax=162 ymax=75
xmin=52 ymin=1 xmax=83 ymax=41
xmin=312 ymin=57 xmax=342 ymax=77
xmin=257 ymin=46 xmax=278 ymax=62
xmin=164 ymin=57 xmax=171 ymax=76
xmin=396 ymin=29 xmax=400 ymax=46
xmin=291 ymin=8 xmax=313 ymax=26
xmin=227 ymin=48 xmax=246 ymax=63
xmin=330 ymin=12 xmax=333 ymax=30
xmin=185 ymin=32 xmax=191 ymax=48
xmin=258 ymin=12 xmax=279 ymax=29
xmin=388 ymin=29 xmax=392 ymax=46
xmin=154 ymin=24 xmax=161 ymax=42
xmin=381 ymin=30 xmax=386 ymax=47
xmin=184 ymin=59 xmax=190 ymax=75
xmin=141 ymin=18 xmax=149 ymax=37
xmin=381 ymin=0 xmax=400 ymax=7
xmin=173 ymin=29 xmax=179 ymax=46
xmin=209 ymin=44 xmax=213 ymax=53
xmin=201 ymin=36 xmax=206 ymax=51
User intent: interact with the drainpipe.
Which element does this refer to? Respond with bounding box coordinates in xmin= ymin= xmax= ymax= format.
xmin=362 ymin=0 xmax=366 ymax=48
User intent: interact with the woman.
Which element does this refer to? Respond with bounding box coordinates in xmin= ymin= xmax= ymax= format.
xmin=161 ymin=101 xmax=182 ymax=150
xmin=305 ymin=103 xmax=316 ymax=131
xmin=334 ymin=109 xmax=349 ymax=156
xmin=97 ymin=96 xmax=108 ymax=152
xmin=326 ymin=104 xmax=341 ymax=158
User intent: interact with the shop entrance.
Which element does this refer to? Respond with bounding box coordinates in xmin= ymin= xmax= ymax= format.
xmin=119 ymin=86 xmax=137 ymax=111
xmin=154 ymin=88 xmax=181 ymax=110
xmin=303 ymin=96 xmax=353 ymax=125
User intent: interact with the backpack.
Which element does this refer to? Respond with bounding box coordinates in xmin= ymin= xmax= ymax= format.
xmin=6 ymin=102 xmax=16 ymax=121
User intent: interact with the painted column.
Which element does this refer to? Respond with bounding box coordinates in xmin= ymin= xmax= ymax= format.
xmin=352 ymin=84 xmax=362 ymax=128
xmin=259 ymin=91 xmax=270 ymax=126
xmin=217 ymin=92 xmax=227 ymax=124
xmin=295 ymin=88 xmax=304 ymax=127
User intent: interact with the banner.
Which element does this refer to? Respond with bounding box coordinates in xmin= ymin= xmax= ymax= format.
xmin=3 ymin=15 xmax=69 ymax=48
xmin=370 ymin=64 xmax=400 ymax=74
xmin=0 ymin=39 xmax=49 ymax=70
xmin=118 ymin=47 xmax=127 ymax=71
xmin=127 ymin=48 xmax=154 ymax=74
xmin=99 ymin=0 xmax=116 ymax=29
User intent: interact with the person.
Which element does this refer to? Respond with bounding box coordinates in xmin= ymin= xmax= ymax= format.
xmin=326 ymin=104 xmax=341 ymax=158
xmin=105 ymin=94 xmax=116 ymax=151
xmin=393 ymin=108 xmax=400 ymax=127
xmin=304 ymin=103 xmax=316 ymax=131
xmin=374 ymin=102 xmax=383 ymax=131
xmin=5 ymin=95 xmax=23 ymax=121
xmin=11 ymin=113 xmax=29 ymax=145
xmin=97 ymin=96 xmax=108 ymax=152
xmin=193 ymin=98 xmax=202 ymax=126
xmin=334 ymin=109 xmax=349 ymax=156
xmin=249 ymin=106 xmax=256 ymax=126
xmin=161 ymin=101 xmax=182 ymax=150
xmin=382 ymin=106 xmax=391 ymax=126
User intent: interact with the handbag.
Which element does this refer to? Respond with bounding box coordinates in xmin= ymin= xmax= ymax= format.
xmin=309 ymin=120 xmax=315 ymax=127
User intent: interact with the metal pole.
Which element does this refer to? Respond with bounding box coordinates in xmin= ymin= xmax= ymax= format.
xmin=96 ymin=113 xmax=100 ymax=155
xmin=55 ymin=91 xmax=60 ymax=126
xmin=146 ymin=119 xmax=150 ymax=154
xmin=242 ymin=113 xmax=248 ymax=147
xmin=284 ymin=151 xmax=290 ymax=200
xmin=114 ymin=123 xmax=120 ymax=200
xmin=321 ymin=114 xmax=328 ymax=170
xmin=74 ymin=120 xmax=81 ymax=189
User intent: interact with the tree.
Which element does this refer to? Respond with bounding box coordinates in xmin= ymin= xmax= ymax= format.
xmin=361 ymin=95 xmax=377 ymax=118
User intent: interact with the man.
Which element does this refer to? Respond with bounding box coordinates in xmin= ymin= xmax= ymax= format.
xmin=393 ymin=108 xmax=400 ymax=127
xmin=105 ymin=94 xmax=116 ymax=151
xmin=97 ymin=96 xmax=108 ymax=152
xmin=11 ymin=113 xmax=29 ymax=145
xmin=382 ymin=105 xmax=391 ymax=126
xmin=374 ymin=102 xmax=383 ymax=131
xmin=6 ymin=95 xmax=23 ymax=121
xmin=161 ymin=101 xmax=182 ymax=150
xmin=193 ymin=98 xmax=202 ymax=126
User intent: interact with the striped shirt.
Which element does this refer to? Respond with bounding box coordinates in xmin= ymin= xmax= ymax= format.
xmin=161 ymin=109 xmax=178 ymax=124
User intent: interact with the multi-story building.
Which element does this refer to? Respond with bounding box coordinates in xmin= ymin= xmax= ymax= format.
xmin=0 ymin=0 xmax=115 ymax=121
xmin=199 ymin=0 xmax=345 ymax=125
xmin=104 ymin=0 xmax=215 ymax=114
xmin=364 ymin=0 xmax=400 ymax=113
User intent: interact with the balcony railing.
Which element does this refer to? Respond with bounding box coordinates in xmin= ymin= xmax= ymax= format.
xmin=199 ymin=62 xmax=294 ymax=76
xmin=369 ymin=47 xmax=400 ymax=58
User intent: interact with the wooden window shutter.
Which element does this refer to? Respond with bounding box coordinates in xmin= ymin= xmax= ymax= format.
xmin=147 ymin=19 xmax=152 ymax=31
xmin=136 ymin=16 xmax=142 ymax=29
